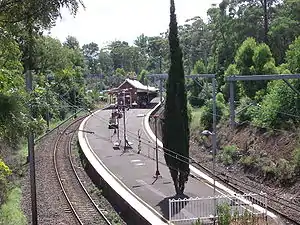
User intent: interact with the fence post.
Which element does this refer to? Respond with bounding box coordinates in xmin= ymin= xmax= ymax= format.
xmin=169 ymin=199 xmax=172 ymax=222
xmin=264 ymin=193 xmax=268 ymax=225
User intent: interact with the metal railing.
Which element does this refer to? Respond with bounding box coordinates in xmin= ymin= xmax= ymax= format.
xmin=169 ymin=193 xmax=268 ymax=224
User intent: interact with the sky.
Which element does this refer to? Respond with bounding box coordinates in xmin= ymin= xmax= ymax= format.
xmin=50 ymin=0 xmax=221 ymax=48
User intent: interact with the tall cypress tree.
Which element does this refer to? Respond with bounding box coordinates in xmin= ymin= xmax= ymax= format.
xmin=162 ymin=0 xmax=190 ymax=195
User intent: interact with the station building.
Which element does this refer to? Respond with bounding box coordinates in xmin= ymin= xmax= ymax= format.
xmin=108 ymin=78 xmax=158 ymax=108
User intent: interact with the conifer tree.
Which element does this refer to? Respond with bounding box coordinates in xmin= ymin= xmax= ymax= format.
xmin=162 ymin=0 xmax=190 ymax=195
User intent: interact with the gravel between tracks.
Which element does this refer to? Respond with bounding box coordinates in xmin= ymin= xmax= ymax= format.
xmin=21 ymin=118 xmax=125 ymax=225
xmin=70 ymin=134 xmax=126 ymax=225
xmin=21 ymin=125 xmax=79 ymax=225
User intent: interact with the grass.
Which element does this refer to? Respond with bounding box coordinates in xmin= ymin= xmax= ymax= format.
xmin=0 ymin=187 xmax=27 ymax=225
xmin=190 ymin=108 xmax=205 ymax=133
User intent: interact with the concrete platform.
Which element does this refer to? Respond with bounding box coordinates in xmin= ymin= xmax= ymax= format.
xmin=82 ymin=107 xmax=217 ymax=223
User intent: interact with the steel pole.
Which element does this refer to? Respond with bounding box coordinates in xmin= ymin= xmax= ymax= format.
xmin=159 ymin=78 xmax=163 ymax=103
xmin=117 ymin=116 xmax=120 ymax=142
xmin=26 ymin=19 xmax=38 ymax=225
xmin=154 ymin=116 xmax=160 ymax=177
xmin=123 ymin=106 xmax=126 ymax=151
xmin=212 ymin=78 xmax=217 ymax=224
xmin=229 ymin=81 xmax=235 ymax=128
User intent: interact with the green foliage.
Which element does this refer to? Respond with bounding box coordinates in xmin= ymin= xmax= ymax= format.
xmin=293 ymin=147 xmax=300 ymax=174
xmin=192 ymin=60 xmax=206 ymax=74
xmin=0 ymin=35 xmax=27 ymax=146
xmin=188 ymin=60 xmax=209 ymax=107
xmin=0 ymin=159 xmax=11 ymax=180
xmin=192 ymin=219 xmax=202 ymax=225
xmin=232 ymin=38 xmax=278 ymax=99
xmin=253 ymin=43 xmax=274 ymax=73
xmin=0 ymin=159 xmax=11 ymax=201
xmin=219 ymin=145 xmax=239 ymax=166
xmin=235 ymin=38 xmax=257 ymax=75
xmin=198 ymin=92 xmax=228 ymax=129
xmin=0 ymin=0 xmax=83 ymax=30
xmin=0 ymin=187 xmax=27 ymax=225
xmin=190 ymin=108 xmax=205 ymax=134
xmin=221 ymin=64 xmax=239 ymax=100
xmin=137 ymin=69 xmax=149 ymax=83
xmin=240 ymin=155 xmax=259 ymax=168
xmin=286 ymin=36 xmax=300 ymax=73
xmin=217 ymin=203 xmax=231 ymax=225
xmin=235 ymin=96 xmax=255 ymax=123
xmin=251 ymin=79 xmax=300 ymax=128
xmin=275 ymin=158 xmax=295 ymax=184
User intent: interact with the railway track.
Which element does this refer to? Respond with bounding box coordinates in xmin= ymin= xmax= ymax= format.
xmin=53 ymin=117 xmax=112 ymax=225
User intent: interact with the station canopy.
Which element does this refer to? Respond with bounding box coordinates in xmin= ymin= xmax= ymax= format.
xmin=108 ymin=78 xmax=158 ymax=94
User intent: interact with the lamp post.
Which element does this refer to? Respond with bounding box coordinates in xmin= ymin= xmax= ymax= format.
xmin=201 ymin=77 xmax=217 ymax=224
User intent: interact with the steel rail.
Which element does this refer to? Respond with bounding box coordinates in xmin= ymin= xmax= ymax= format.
xmin=67 ymin=124 xmax=112 ymax=225
xmin=53 ymin=116 xmax=112 ymax=225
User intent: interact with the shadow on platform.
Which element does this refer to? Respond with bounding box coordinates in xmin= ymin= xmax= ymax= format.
xmin=157 ymin=193 xmax=190 ymax=220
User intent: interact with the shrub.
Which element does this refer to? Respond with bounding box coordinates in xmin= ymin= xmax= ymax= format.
xmin=275 ymin=158 xmax=295 ymax=185
xmin=219 ymin=145 xmax=239 ymax=166
xmin=0 ymin=187 xmax=27 ymax=225
xmin=190 ymin=108 xmax=204 ymax=134
xmin=293 ymin=147 xmax=300 ymax=174
xmin=261 ymin=159 xmax=276 ymax=180
xmin=240 ymin=155 xmax=258 ymax=168
xmin=199 ymin=92 xmax=228 ymax=130
xmin=217 ymin=203 xmax=231 ymax=225
xmin=235 ymin=97 xmax=255 ymax=123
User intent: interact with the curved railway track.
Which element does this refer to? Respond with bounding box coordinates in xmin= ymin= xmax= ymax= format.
xmin=53 ymin=117 xmax=112 ymax=225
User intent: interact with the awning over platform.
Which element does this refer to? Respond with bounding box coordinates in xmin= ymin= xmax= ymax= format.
xmin=107 ymin=78 xmax=158 ymax=94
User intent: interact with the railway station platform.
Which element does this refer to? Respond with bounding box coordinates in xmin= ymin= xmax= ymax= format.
xmin=78 ymin=101 xmax=276 ymax=225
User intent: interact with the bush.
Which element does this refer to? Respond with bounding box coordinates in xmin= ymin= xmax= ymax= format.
xmin=217 ymin=203 xmax=231 ymax=225
xmin=190 ymin=108 xmax=204 ymax=134
xmin=0 ymin=187 xmax=27 ymax=225
xmin=240 ymin=155 xmax=258 ymax=168
xmin=251 ymin=80 xmax=300 ymax=128
xmin=219 ymin=145 xmax=239 ymax=166
xmin=0 ymin=159 xmax=11 ymax=204
xmin=261 ymin=159 xmax=276 ymax=179
xmin=293 ymin=147 xmax=300 ymax=174
xmin=236 ymin=97 xmax=256 ymax=123
xmin=275 ymin=158 xmax=295 ymax=184
xmin=199 ymin=92 xmax=228 ymax=130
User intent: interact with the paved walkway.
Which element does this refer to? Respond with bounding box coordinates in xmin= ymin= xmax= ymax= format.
xmin=83 ymin=107 xmax=217 ymax=223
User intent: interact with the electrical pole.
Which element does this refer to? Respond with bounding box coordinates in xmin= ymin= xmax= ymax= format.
xmin=122 ymin=90 xmax=129 ymax=152
xmin=212 ymin=78 xmax=217 ymax=225
xmin=73 ymin=87 xmax=77 ymax=118
xmin=117 ymin=112 xmax=120 ymax=142
xmin=159 ymin=56 xmax=163 ymax=103
xmin=46 ymin=77 xmax=50 ymax=131
xmin=153 ymin=115 xmax=161 ymax=178
xmin=26 ymin=18 xmax=38 ymax=225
